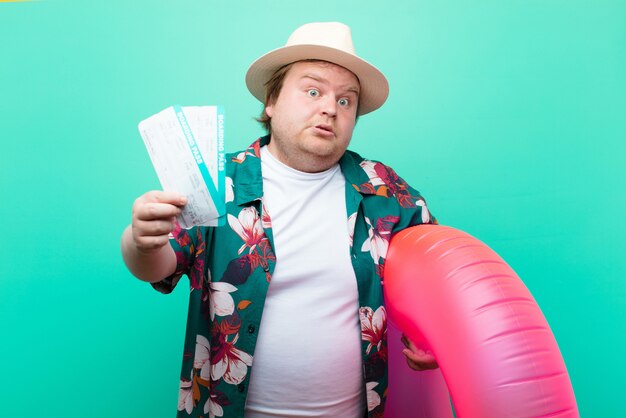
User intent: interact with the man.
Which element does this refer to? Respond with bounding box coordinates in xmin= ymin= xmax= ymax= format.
xmin=122 ymin=22 xmax=437 ymax=418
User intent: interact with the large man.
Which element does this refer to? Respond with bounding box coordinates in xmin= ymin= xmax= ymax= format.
xmin=122 ymin=22 xmax=437 ymax=418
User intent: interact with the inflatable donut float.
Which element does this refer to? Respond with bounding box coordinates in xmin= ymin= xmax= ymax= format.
xmin=383 ymin=225 xmax=579 ymax=418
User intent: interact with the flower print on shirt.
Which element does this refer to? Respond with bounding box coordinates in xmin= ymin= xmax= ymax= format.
xmin=366 ymin=381 xmax=382 ymax=412
xmin=359 ymin=160 xmax=423 ymax=208
xmin=360 ymin=306 xmax=387 ymax=355
xmin=228 ymin=207 xmax=265 ymax=254
xmin=225 ymin=176 xmax=234 ymax=203
xmin=194 ymin=335 xmax=211 ymax=380
xmin=169 ymin=223 xmax=205 ymax=290
xmin=194 ymin=336 xmax=227 ymax=417
xmin=361 ymin=215 xmax=399 ymax=265
xmin=232 ymin=151 xmax=247 ymax=164
xmin=178 ymin=378 xmax=193 ymax=414
xmin=362 ymin=217 xmax=387 ymax=265
xmin=209 ymin=282 xmax=237 ymax=320
xmin=231 ymin=140 xmax=261 ymax=164
xmin=189 ymin=235 xmax=206 ymax=290
xmin=179 ymin=365 xmax=223 ymax=417
xmin=347 ymin=212 xmax=358 ymax=247
xmin=261 ymin=200 xmax=271 ymax=230
xmin=228 ymin=205 xmax=275 ymax=280
xmin=211 ymin=331 xmax=253 ymax=385
xmin=204 ymin=393 xmax=224 ymax=418
xmin=360 ymin=161 xmax=385 ymax=187
xmin=416 ymin=197 xmax=431 ymax=223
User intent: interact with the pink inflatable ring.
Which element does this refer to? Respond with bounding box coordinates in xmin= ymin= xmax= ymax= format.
xmin=384 ymin=224 xmax=579 ymax=417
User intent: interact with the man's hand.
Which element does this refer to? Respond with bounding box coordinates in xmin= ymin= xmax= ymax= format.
xmin=130 ymin=191 xmax=187 ymax=253
xmin=401 ymin=334 xmax=439 ymax=371
xmin=121 ymin=191 xmax=187 ymax=282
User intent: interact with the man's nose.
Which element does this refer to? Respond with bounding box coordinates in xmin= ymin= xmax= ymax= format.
xmin=320 ymin=95 xmax=337 ymax=117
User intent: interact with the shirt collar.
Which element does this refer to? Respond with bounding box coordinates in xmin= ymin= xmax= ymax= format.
xmin=338 ymin=149 xmax=378 ymax=195
xmin=231 ymin=136 xmax=267 ymax=206
xmin=232 ymin=135 xmax=378 ymax=206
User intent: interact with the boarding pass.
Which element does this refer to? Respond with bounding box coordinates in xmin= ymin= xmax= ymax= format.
xmin=138 ymin=105 xmax=225 ymax=228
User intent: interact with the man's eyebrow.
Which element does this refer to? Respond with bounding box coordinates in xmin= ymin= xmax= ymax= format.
xmin=301 ymin=74 xmax=360 ymax=95
xmin=301 ymin=74 xmax=325 ymax=84
xmin=345 ymin=85 xmax=360 ymax=95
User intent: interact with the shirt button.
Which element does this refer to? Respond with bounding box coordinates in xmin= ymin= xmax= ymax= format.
xmin=262 ymin=264 xmax=270 ymax=272
xmin=237 ymin=383 xmax=245 ymax=393
xmin=248 ymin=325 xmax=256 ymax=333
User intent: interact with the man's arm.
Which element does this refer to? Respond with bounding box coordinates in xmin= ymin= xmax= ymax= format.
xmin=121 ymin=191 xmax=187 ymax=282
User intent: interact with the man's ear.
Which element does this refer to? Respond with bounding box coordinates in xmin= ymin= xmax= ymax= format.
xmin=265 ymin=104 xmax=273 ymax=118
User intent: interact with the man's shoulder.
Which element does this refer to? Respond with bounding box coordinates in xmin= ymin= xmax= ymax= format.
xmin=226 ymin=138 xmax=264 ymax=163
xmin=341 ymin=149 xmax=407 ymax=188
xmin=342 ymin=149 xmax=401 ymax=173
xmin=342 ymin=148 xmax=431 ymax=212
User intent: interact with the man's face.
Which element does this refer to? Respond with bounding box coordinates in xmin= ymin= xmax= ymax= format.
xmin=266 ymin=61 xmax=360 ymax=173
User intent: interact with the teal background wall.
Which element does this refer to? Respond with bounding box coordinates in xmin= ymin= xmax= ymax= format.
xmin=1 ymin=1 xmax=624 ymax=416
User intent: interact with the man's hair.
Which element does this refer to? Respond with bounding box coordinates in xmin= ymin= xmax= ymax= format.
xmin=256 ymin=62 xmax=297 ymax=134
xmin=256 ymin=59 xmax=360 ymax=134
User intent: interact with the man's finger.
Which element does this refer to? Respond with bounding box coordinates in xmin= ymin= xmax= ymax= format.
xmin=402 ymin=348 xmax=438 ymax=371
xmin=141 ymin=190 xmax=188 ymax=206
xmin=402 ymin=347 xmax=436 ymax=363
xmin=400 ymin=335 xmax=411 ymax=349
xmin=135 ymin=202 xmax=182 ymax=221
xmin=134 ymin=219 xmax=176 ymax=237
xmin=134 ymin=234 xmax=172 ymax=253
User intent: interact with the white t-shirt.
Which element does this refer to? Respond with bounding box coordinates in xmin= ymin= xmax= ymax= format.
xmin=244 ymin=146 xmax=365 ymax=418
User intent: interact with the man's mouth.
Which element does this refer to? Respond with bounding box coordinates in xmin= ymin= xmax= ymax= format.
xmin=314 ymin=124 xmax=334 ymax=134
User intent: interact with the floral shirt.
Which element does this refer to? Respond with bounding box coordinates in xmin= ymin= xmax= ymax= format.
xmin=152 ymin=136 xmax=435 ymax=418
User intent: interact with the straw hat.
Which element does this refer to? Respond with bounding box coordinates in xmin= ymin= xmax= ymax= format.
xmin=245 ymin=22 xmax=389 ymax=115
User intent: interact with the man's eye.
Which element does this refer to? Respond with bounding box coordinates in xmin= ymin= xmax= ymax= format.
xmin=307 ymin=89 xmax=319 ymax=97
xmin=338 ymin=98 xmax=350 ymax=107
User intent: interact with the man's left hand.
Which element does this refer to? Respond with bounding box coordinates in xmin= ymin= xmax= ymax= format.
xmin=401 ymin=334 xmax=439 ymax=371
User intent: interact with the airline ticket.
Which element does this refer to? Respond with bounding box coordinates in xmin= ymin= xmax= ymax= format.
xmin=138 ymin=105 xmax=225 ymax=228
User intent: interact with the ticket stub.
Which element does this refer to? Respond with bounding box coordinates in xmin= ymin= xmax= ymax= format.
xmin=138 ymin=105 xmax=225 ymax=228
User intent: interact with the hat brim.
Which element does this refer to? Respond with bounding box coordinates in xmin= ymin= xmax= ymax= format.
xmin=246 ymin=44 xmax=389 ymax=116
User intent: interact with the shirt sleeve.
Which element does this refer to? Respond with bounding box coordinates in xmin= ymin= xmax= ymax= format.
xmin=381 ymin=162 xmax=437 ymax=229
xmin=407 ymin=185 xmax=437 ymax=227
xmin=150 ymin=223 xmax=203 ymax=294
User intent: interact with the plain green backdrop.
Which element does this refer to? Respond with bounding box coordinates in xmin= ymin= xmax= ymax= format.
xmin=1 ymin=0 xmax=624 ymax=416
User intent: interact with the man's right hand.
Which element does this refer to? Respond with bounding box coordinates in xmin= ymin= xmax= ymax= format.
xmin=130 ymin=191 xmax=188 ymax=254
xmin=121 ymin=191 xmax=187 ymax=282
